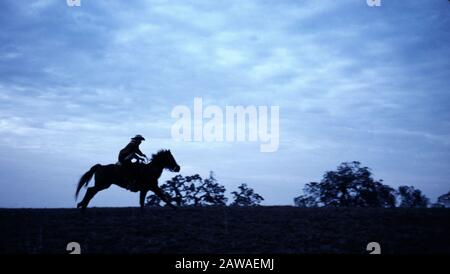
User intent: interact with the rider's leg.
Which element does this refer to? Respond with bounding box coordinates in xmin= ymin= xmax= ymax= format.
xmin=124 ymin=153 xmax=135 ymax=162
xmin=121 ymin=159 xmax=136 ymax=188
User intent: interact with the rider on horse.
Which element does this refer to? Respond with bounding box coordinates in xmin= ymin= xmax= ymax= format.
xmin=119 ymin=135 xmax=147 ymax=164
xmin=118 ymin=135 xmax=147 ymax=188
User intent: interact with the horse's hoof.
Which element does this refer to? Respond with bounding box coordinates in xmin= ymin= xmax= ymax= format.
xmin=77 ymin=204 xmax=86 ymax=213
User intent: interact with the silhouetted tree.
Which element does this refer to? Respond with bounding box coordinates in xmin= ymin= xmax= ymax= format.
xmin=231 ymin=183 xmax=264 ymax=206
xmin=182 ymin=172 xmax=227 ymax=206
xmin=145 ymin=172 xmax=227 ymax=207
xmin=194 ymin=172 xmax=228 ymax=206
xmin=435 ymin=191 xmax=450 ymax=208
xmin=431 ymin=203 xmax=445 ymax=208
xmin=145 ymin=193 xmax=165 ymax=207
xmin=294 ymin=182 xmax=320 ymax=207
xmin=294 ymin=161 xmax=396 ymax=208
xmin=397 ymin=186 xmax=429 ymax=208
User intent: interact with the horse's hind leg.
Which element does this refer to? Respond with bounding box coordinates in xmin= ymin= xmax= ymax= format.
xmin=77 ymin=185 xmax=106 ymax=211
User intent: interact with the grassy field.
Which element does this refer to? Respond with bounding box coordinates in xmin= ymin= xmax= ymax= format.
xmin=0 ymin=206 xmax=449 ymax=254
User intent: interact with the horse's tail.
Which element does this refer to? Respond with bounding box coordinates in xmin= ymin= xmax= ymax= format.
xmin=75 ymin=164 xmax=101 ymax=200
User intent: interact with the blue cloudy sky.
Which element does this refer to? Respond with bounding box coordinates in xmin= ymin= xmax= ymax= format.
xmin=0 ymin=0 xmax=449 ymax=207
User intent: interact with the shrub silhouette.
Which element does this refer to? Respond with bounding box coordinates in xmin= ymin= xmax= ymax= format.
xmin=435 ymin=191 xmax=450 ymax=208
xmin=146 ymin=171 xmax=227 ymax=207
xmin=294 ymin=161 xmax=396 ymax=208
xmin=230 ymin=183 xmax=264 ymax=206
xmin=397 ymin=185 xmax=429 ymax=208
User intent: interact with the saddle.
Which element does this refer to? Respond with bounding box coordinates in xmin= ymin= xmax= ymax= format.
xmin=115 ymin=163 xmax=144 ymax=191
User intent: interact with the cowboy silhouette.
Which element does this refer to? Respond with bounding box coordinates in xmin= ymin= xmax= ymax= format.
xmin=118 ymin=135 xmax=148 ymax=187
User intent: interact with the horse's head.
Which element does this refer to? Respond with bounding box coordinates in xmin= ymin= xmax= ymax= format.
xmin=150 ymin=149 xmax=180 ymax=172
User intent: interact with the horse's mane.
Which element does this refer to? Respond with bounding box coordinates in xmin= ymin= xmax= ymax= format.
xmin=150 ymin=149 xmax=170 ymax=162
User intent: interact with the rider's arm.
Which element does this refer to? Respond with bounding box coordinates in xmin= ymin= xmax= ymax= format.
xmin=135 ymin=148 xmax=146 ymax=157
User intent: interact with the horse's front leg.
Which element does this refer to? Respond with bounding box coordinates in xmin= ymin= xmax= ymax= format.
xmin=151 ymin=185 xmax=176 ymax=209
xmin=139 ymin=190 xmax=148 ymax=212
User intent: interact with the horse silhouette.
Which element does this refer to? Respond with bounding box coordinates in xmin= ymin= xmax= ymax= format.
xmin=75 ymin=149 xmax=180 ymax=211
